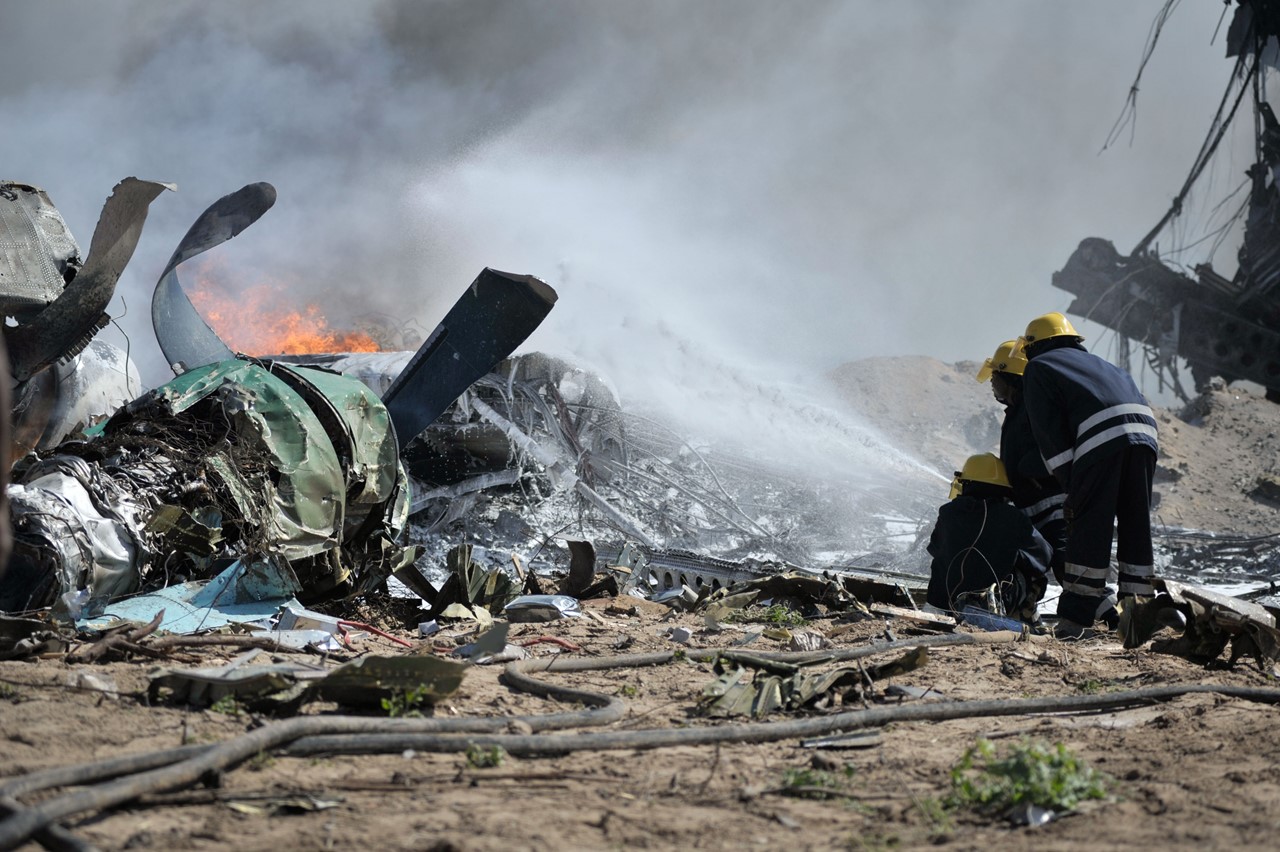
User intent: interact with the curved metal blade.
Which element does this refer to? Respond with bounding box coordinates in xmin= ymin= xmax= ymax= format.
xmin=6 ymin=177 xmax=174 ymax=382
xmin=151 ymin=182 xmax=276 ymax=373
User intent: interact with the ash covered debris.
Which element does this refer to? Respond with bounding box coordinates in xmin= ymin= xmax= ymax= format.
xmin=2 ymin=178 xmax=172 ymax=456
xmin=1 ymin=357 xmax=418 ymax=613
xmin=0 ymin=181 xmax=563 ymax=617
xmin=385 ymin=348 xmax=940 ymax=593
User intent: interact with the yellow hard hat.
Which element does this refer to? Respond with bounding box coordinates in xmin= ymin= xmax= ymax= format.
xmin=1019 ymin=312 xmax=1083 ymax=348
xmin=948 ymin=452 xmax=1011 ymax=498
xmin=975 ymin=339 xmax=1028 ymax=382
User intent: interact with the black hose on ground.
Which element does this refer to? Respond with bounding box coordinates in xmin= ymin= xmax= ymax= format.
xmin=0 ymin=798 xmax=94 ymax=852
xmin=284 ymin=683 xmax=1280 ymax=756
xmin=0 ymin=633 xmax=987 ymax=803
xmin=0 ymin=651 xmax=646 ymax=849
xmin=2 ymin=630 xmax=1267 ymax=850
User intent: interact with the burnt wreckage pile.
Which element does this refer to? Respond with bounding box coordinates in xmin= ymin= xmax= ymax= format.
xmin=0 ymin=176 xmax=937 ymax=619
xmin=0 ymin=179 xmax=559 ymax=615
xmin=1054 ymin=0 xmax=1280 ymax=401
xmin=2 ymin=358 xmax=415 ymax=611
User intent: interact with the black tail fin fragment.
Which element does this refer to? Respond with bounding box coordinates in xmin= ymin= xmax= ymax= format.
xmin=382 ymin=268 xmax=557 ymax=444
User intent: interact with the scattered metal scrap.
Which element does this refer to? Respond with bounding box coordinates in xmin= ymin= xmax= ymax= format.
xmin=2 ymin=179 xmax=173 ymax=451
xmin=1121 ymin=578 xmax=1280 ymax=670
xmin=699 ymin=645 xmax=931 ymax=718
xmin=0 ymin=182 xmax=560 ymax=621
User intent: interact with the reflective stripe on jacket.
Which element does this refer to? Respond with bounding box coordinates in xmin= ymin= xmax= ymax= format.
xmin=1022 ymin=346 xmax=1157 ymax=484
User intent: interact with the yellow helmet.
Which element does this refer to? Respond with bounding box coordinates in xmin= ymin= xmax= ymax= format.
xmin=948 ymin=452 xmax=1011 ymax=498
xmin=1020 ymin=311 xmax=1083 ymax=348
xmin=975 ymin=339 xmax=1028 ymax=382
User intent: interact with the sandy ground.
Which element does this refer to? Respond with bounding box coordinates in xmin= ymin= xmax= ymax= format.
xmin=2 ymin=603 xmax=1278 ymax=852
xmin=3 ymin=357 xmax=1280 ymax=851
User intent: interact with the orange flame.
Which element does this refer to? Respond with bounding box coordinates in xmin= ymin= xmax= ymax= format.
xmin=185 ymin=258 xmax=382 ymax=356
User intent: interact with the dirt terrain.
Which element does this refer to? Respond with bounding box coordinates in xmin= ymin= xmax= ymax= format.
xmin=2 ymin=602 xmax=1278 ymax=851
xmin=830 ymin=356 xmax=1280 ymax=535
xmin=2 ymin=357 xmax=1280 ymax=851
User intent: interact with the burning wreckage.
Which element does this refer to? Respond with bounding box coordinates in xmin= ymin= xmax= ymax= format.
xmin=0 ymin=177 xmax=926 ymax=637
xmin=0 ymin=179 xmax=561 ymax=617
xmin=2 ymin=167 xmax=1276 ymax=676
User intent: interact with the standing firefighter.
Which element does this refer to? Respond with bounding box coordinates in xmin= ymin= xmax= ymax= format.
xmin=977 ymin=340 xmax=1067 ymax=584
xmin=1018 ymin=312 xmax=1158 ymax=629
xmin=926 ymin=453 xmax=1051 ymax=623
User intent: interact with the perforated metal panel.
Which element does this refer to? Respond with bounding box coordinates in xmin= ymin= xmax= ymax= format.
xmin=0 ymin=181 xmax=81 ymax=315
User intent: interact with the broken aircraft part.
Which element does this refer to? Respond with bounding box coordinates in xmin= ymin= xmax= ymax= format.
xmin=1 ymin=357 xmax=419 ymax=613
xmin=1053 ymin=2 xmax=1280 ymax=401
xmin=379 ymin=267 xmax=558 ymax=444
xmin=1 ymin=179 xmax=171 ymax=459
xmin=151 ymin=182 xmax=276 ymax=373
xmin=2 ymin=178 xmax=173 ymax=383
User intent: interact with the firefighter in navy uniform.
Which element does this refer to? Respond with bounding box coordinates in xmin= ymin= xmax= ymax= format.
xmin=926 ymin=453 xmax=1052 ymax=624
xmin=976 ymin=340 xmax=1068 ymax=585
xmin=1018 ymin=312 xmax=1159 ymax=630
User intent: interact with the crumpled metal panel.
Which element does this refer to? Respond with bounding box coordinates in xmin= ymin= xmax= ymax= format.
xmin=270 ymin=364 xmax=401 ymax=524
xmin=147 ymin=360 xmax=346 ymax=561
xmin=6 ymin=177 xmax=174 ymax=382
xmin=0 ymin=181 xmax=79 ymax=314
xmin=7 ymin=471 xmax=139 ymax=609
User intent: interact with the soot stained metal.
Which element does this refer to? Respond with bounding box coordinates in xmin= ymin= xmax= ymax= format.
xmin=0 ymin=182 xmax=559 ymax=615
xmin=1 ymin=179 xmax=173 ymax=457
xmin=1052 ymin=0 xmax=1280 ymax=402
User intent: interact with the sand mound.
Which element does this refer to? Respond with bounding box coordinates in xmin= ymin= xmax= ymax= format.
xmin=828 ymin=357 xmax=1280 ymax=535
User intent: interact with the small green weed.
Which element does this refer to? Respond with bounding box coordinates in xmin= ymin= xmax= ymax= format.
xmin=618 ymin=684 xmax=639 ymax=698
xmin=846 ymin=832 xmax=901 ymax=851
xmin=381 ymin=685 xmax=431 ymax=718
xmin=778 ymin=764 xmax=856 ymax=799
xmin=247 ymin=750 xmax=276 ymax=772
xmin=465 ymin=743 xmax=507 ymax=769
xmin=947 ymin=738 xmax=1108 ymax=816
xmin=726 ymin=604 xmax=809 ymax=628
xmin=208 ymin=694 xmax=241 ymax=716
xmin=911 ymin=795 xmax=954 ymax=839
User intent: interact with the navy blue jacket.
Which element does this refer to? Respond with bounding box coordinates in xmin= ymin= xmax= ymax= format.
xmin=1000 ymin=395 xmax=1062 ymax=509
xmin=926 ymin=495 xmax=1052 ymax=612
xmin=1022 ymin=345 xmax=1158 ymax=487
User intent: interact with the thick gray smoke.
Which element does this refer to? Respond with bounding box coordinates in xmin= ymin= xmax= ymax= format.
xmin=0 ymin=1 xmax=1240 ymax=489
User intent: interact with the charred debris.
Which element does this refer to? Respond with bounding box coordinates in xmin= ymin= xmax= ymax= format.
xmin=0 ymin=177 xmax=927 ymax=636
xmin=1054 ymin=0 xmax=1280 ymax=403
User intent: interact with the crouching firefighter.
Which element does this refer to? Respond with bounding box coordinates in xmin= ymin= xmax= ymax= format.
xmin=977 ymin=339 xmax=1067 ymax=585
xmin=1018 ymin=312 xmax=1158 ymax=630
xmin=926 ymin=453 xmax=1052 ymax=624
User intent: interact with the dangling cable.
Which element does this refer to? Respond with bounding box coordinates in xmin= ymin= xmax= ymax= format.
xmin=1101 ymin=0 xmax=1184 ymax=152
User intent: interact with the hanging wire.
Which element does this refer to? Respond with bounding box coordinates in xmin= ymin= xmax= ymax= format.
xmin=1101 ymin=0 xmax=1184 ymax=152
xmin=1132 ymin=51 xmax=1257 ymax=255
